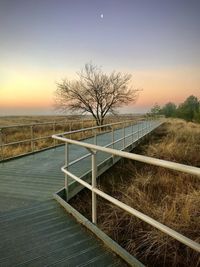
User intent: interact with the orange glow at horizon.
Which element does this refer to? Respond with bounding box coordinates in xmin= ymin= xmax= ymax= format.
xmin=130 ymin=67 xmax=200 ymax=108
xmin=1 ymin=66 xmax=200 ymax=112
xmin=0 ymin=66 xmax=75 ymax=109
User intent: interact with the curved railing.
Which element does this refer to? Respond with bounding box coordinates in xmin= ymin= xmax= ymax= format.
xmin=53 ymin=119 xmax=200 ymax=253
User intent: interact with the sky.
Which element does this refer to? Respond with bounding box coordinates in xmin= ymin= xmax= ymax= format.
xmin=0 ymin=0 xmax=200 ymax=115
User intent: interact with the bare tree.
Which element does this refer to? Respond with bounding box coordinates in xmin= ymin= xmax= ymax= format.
xmin=55 ymin=63 xmax=140 ymax=125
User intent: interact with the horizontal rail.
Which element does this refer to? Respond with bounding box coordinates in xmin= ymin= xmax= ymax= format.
xmin=62 ymin=167 xmax=92 ymax=190
xmin=66 ymin=126 xmax=149 ymax=168
xmin=95 ymin=188 xmax=200 ymax=252
xmin=2 ymin=138 xmax=33 ymax=147
xmin=0 ymin=116 xmax=145 ymax=160
xmin=68 ymin=130 xmax=138 ymax=167
xmin=104 ymin=130 xmax=137 ymax=148
xmin=68 ymin=152 xmax=92 ymax=167
xmin=57 ymin=119 xmax=140 ymax=137
xmin=2 ymin=135 xmax=54 ymax=147
xmin=61 ymin=167 xmax=200 ymax=252
xmin=53 ymin=134 xmax=200 ymax=177
xmin=53 ymin=119 xmax=200 ymax=255
xmin=0 ymin=115 xmax=141 ymax=130
xmin=1 ymin=144 xmax=63 ymax=162
xmin=3 ymin=126 xmax=140 ymax=148
xmin=0 ymin=119 xmax=95 ymax=130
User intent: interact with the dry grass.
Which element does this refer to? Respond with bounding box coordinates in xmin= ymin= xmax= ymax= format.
xmin=0 ymin=116 xmax=96 ymax=158
xmin=0 ymin=115 xmax=81 ymax=128
xmin=70 ymin=119 xmax=200 ymax=267
xmin=145 ymin=119 xmax=200 ymax=166
xmin=0 ymin=116 xmax=95 ymax=159
xmin=0 ymin=115 xmax=141 ymax=159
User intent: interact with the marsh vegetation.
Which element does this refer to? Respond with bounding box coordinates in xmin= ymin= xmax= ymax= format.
xmin=0 ymin=116 xmax=93 ymax=159
xmin=70 ymin=119 xmax=200 ymax=267
xmin=0 ymin=115 xmax=140 ymax=160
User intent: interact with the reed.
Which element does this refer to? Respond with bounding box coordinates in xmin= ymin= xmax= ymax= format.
xmin=0 ymin=115 xmax=140 ymax=160
xmin=70 ymin=119 xmax=200 ymax=267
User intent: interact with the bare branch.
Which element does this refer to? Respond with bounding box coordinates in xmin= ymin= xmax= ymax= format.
xmin=55 ymin=63 xmax=140 ymax=125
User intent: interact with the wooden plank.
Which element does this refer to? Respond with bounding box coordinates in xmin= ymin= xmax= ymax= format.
xmin=0 ymin=121 xmax=161 ymax=266
xmin=0 ymin=121 xmax=161 ymax=212
xmin=0 ymin=200 xmax=128 ymax=267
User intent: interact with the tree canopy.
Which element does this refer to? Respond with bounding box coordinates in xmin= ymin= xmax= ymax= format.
xmin=150 ymin=103 xmax=161 ymax=115
xmin=162 ymin=102 xmax=177 ymax=118
xmin=176 ymin=95 xmax=199 ymax=121
xmin=55 ymin=63 xmax=140 ymax=125
xmin=152 ymin=95 xmax=200 ymax=123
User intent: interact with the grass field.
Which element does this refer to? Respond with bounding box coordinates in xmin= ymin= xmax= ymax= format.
xmin=0 ymin=115 xmax=141 ymax=160
xmin=0 ymin=115 xmax=71 ymax=126
xmin=0 ymin=115 xmax=95 ymax=159
xmin=70 ymin=119 xmax=200 ymax=267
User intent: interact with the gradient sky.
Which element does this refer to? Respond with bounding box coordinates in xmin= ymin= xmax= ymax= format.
xmin=0 ymin=0 xmax=200 ymax=115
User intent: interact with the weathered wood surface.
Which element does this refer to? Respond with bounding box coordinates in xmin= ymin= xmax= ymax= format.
xmin=0 ymin=200 xmax=126 ymax=266
xmin=0 ymin=120 xmax=161 ymax=266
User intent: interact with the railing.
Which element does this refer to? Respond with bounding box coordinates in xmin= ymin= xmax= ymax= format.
xmin=55 ymin=118 xmax=160 ymax=174
xmin=0 ymin=115 xmax=145 ymax=161
xmin=0 ymin=119 xmax=101 ymax=161
xmin=52 ymin=119 xmax=200 ymax=254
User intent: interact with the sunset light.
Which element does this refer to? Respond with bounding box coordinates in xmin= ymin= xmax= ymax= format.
xmin=0 ymin=2 xmax=200 ymax=266
xmin=0 ymin=0 xmax=199 ymax=115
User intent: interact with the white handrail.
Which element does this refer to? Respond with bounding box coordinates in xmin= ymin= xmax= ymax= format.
xmin=0 ymin=118 xmax=95 ymax=129
xmin=0 ymin=116 xmax=145 ymax=160
xmin=53 ymin=133 xmax=200 ymax=177
xmin=57 ymin=118 xmax=140 ymax=137
xmin=61 ymin=166 xmax=200 ymax=252
xmin=52 ymin=119 xmax=200 ymax=253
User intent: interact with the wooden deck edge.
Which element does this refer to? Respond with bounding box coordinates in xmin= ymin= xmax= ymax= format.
xmin=0 ymin=144 xmax=64 ymax=163
xmin=53 ymin=191 xmax=145 ymax=267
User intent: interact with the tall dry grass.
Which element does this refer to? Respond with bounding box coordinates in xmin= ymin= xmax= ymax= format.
xmin=0 ymin=119 xmax=95 ymax=159
xmin=0 ymin=115 xmax=140 ymax=159
xmin=70 ymin=119 xmax=200 ymax=267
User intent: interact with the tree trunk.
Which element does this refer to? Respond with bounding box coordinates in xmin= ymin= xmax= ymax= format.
xmin=100 ymin=118 xmax=104 ymax=126
xmin=94 ymin=117 xmax=104 ymax=126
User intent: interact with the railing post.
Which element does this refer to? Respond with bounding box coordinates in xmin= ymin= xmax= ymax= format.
xmin=112 ymin=126 xmax=114 ymax=163
xmin=137 ymin=122 xmax=139 ymax=140
xmin=30 ymin=125 xmax=34 ymax=152
xmin=81 ymin=120 xmax=84 ymax=139
xmin=65 ymin=143 xmax=69 ymax=201
xmin=94 ymin=130 xmax=97 ymax=145
xmin=112 ymin=126 xmax=114 ymax=149
xmin=123 ymin=123 xmax=125 ymax=149
xmin=53 ymin=122 xmax=56 ymax=146
xmin=132 ymin=122 xmax=134 ymax=144
xmin=92 ymin=151 xmax=97 ymax=224
xmin=69 ymin=122 xmax=72 ymax=139
xmin=0 ymin=129 xmax=3 ymax=160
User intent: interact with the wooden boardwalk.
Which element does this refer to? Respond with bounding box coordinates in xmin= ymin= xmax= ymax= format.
xmin=0 ymin=120 xmax=161 ymax=266
xmin=0 ymin=200 xmax=126 ymax=267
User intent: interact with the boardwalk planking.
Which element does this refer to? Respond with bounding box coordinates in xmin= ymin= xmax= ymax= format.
xmin=0 ymin=120 xmax=161 ymax=266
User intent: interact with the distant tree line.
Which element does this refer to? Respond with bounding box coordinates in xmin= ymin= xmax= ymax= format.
xmin=151 ymin=95 xmax=200 ymax=123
